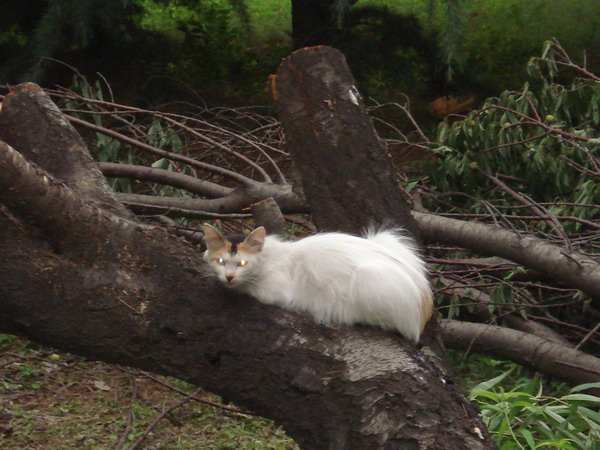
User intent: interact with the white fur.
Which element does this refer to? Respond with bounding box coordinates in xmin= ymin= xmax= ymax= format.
xmin=204 ymin=227 xmax=432 ymax=343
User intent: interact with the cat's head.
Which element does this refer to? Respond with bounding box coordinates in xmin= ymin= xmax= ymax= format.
xmin=202 ymin=224 xmax=266 ymax=287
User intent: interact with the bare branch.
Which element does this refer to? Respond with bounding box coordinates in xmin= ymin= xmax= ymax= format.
xmin=547 ymin=38 xmax=600 ymax=81
xmin=115 ymin=181 xmax=306 ymax=216
xmin=98 ymin=162 xmax=233 ymax=198
xmin=51 ymin=87 xmax=289 ymax=183
xmin=441 ymin=319 xmax=600 ymax=387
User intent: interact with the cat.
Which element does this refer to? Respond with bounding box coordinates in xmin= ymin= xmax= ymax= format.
xmin=203 ymin=224 xmax=433 ymax=343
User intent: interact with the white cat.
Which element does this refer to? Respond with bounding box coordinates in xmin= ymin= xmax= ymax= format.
xmin=203 ymin=224 xmax=433 ymax=343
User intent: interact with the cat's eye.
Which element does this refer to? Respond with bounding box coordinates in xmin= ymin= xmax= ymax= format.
xmin=216 ymin=257 xmax=225 ymax=265
xmin=238 ymin=260 xmax=248 ymax=267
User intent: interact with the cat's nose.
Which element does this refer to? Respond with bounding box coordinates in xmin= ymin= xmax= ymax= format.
xmin=226 ymin=275 xmax=234 ymax=282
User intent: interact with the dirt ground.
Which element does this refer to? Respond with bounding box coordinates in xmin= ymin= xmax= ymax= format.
xmin=0 ymin=334 xmax=297 ymax=449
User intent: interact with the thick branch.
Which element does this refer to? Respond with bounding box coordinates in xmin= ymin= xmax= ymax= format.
xmin=441 ymin=319 xmax=600 ymax=387
xmin=0 ymin=83 xmax=132 ymax=219
xmin=115 ymin=181 xmax=306 ymax=216
xmin=0 ymin=139 xmax=143 ymax=257
xmin=414 ymin=211 xmax=600 ymax=300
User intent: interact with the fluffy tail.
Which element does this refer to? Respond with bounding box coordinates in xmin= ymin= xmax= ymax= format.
xmin=359 ymin=228 xmax=433 ymax=342
xmin=363 ymin=227 xmax=425 ymax=270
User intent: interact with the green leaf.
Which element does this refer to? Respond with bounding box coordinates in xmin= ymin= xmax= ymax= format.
xmin=561 ymin=394 xmax=600 ymax=403
xmin=570 ymin=382 xmax=600 ymax=393
xmin=470 ymin=370 xmax=512 ymax=398
xmin=405 ymin=180 xmax=419 ymax=192
xmin=151 ymin=158 xmax=166 ymax=168
xmin=519 ymin=428 xmax=536 ymax=448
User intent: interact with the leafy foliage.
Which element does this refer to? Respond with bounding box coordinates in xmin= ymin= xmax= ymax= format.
xmin=430 ymin=40 xmax=599 ymax=232
xmin=413 ymin=42 xmax=599 ymax=353
xmin=470 ymin=375 xmax=600 ymax=449
xmin=449 ymin=352 xmax=600 ymax=449
xmin=2 ymin=0 xmax=598 ymax=109
xmin=139 ymin=0 xmax=290 ymax=102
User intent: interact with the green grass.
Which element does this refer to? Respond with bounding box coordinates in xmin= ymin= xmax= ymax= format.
xmin=0 ymin=334 xmax=297 ymax=449
xmin=140 ymin=0 xmax=291 ymax=41
xmin=245 ymin=0 xmax=291 ymax=40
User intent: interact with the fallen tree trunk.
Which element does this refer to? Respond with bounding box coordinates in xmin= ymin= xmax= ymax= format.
xmin=47 ymin=85 xmax=600 ymax=384
xmin=0 ymin=61 xmax=495 ymax=450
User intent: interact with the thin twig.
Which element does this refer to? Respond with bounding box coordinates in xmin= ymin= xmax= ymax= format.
xmin=121 ymin=368 xmax=256 ymax=416
xmin=483 ymin=171 xmax=572 ymax=248
xmin=548 ymin=38 xmax=600 ymax=81
xmin=574 ymin=322 xmax=600 ymax=350
xmin=129 ymin=388 xmax=202 ymax=450
xmin=475 ymin=131 xmax=550 ymax=156
xmin=66 ymin=115 xmax=256 ymax=186
xmin=114 ymin=375 xmax=138 ymax=450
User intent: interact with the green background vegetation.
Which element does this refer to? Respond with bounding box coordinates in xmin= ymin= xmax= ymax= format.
xmin=1 ymin=0 xmax=599 ymax=108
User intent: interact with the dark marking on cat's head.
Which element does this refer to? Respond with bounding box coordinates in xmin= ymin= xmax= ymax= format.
xmin=224 ymin=234 xmax=246 ymax=255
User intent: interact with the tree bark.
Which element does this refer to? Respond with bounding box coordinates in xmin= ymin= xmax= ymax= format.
xmin=271 ymin=45 xmax=419 ymax=240
xmin=441 ymin=320 xmax=600 ymax=388
xmin=0 ymin=83 xmax=132 ymax=220
xmin=414 ymin=211 xmax=600 ymax=302
xmin=0 ymin=71 xmax=494 ymax=448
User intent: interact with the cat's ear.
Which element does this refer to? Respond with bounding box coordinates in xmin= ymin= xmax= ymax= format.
xmin=202 ymin=224 xmax=226 ymax=252
xmin=242 ymin=227 xmax=266 ymax=253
